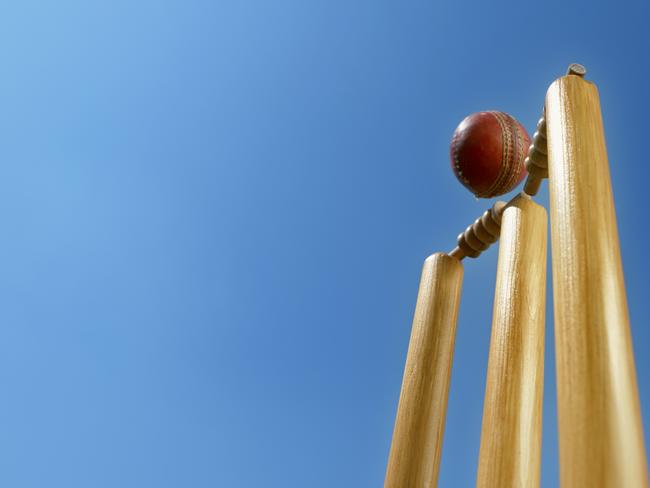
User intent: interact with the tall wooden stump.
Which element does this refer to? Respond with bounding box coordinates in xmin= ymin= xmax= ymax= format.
xmin=385 ymin=253 xmax=463 ymax=488
xmin=546 ymin=74 xmax=649 ymax=487
xmin=477 ymin=195 xmax=547 ymax=487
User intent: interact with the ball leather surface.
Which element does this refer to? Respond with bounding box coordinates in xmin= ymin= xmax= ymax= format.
xmin=450 ymin=111 xmax=530 ymax=198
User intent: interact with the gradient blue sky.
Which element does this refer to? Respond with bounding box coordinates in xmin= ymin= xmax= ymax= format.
xmin=1 ymin=0 xmax=649 ymax=486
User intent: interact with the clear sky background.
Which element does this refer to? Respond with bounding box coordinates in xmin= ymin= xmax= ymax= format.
xmin=1 ymin=0 xmax=649 ymax=486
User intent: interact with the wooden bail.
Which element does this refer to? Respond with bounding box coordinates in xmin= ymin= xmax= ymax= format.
xmin=450 ymin=201 xmax=506 ymax=260
xmin=476 ymin=194 xmax=547 ymax=487
xmin=522 ymin=115 xmax=549 ymax=196
xmin=385 ymin=253 xmax=463 ymax=488
xmin=546 ymin=73 xmax=649 ymax=487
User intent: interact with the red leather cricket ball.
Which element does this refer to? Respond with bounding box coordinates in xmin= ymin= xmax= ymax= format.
xmin=450 ymin=111 xmax=530 ymax=198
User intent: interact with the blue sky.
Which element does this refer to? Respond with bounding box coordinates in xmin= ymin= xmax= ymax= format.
xmin=1 ymin=0 xmax=649 ymax=486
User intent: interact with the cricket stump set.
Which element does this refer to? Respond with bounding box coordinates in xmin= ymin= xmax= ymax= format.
xmin=384 ymin=65 xmax=649 ymax=487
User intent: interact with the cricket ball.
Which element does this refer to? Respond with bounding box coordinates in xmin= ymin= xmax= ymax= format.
xmin=450 ymin=111 xmax=530 ymax=198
